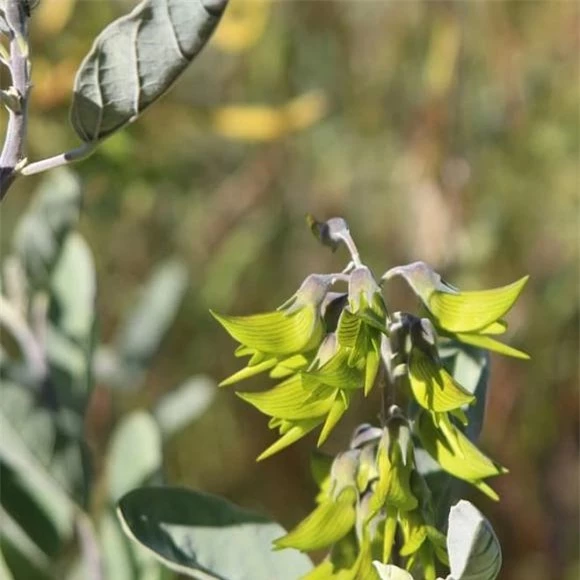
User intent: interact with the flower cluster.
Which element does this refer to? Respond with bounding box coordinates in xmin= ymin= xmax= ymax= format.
xmin=275 ymin=416 xmax=448 ymax=580
xmin=212 ymin=264 xmax=387 ymax=459
xmin=213 ymin=217 xmax=528 ymax=578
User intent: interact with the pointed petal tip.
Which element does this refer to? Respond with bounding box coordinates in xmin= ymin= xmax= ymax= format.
xmin=256 ymin=448 xmax=273 ymax=462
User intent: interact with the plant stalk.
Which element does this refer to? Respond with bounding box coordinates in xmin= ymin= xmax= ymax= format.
xmin=0 ymin=0 xmax=30 ymax=201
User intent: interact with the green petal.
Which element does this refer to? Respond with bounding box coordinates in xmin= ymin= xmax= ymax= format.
xmin=318 ymin=391 xmax=352 ymax=445
xmin=312 ymin=457 xmax=333 ymax=504
xmin=257 ymin=417 xmax=323 ymax=461
xmin=238 ymin=375 xmax=336 ymax=420
xmin=305 ymin=348 xmax=363 ymax=391
xmin=364 ymin=335 xmax=381 ymax=396
xmin=337 ymin=309 xmax=363 ymax=349
xmin=301 ymin=560 xmax=335 ymax=580
xmin=399 ymin=510 xmax=427 ymax=557
xmin=479 ymin=320 xmax=508 ymax=335
xmin=408 ymin=349 xmax=475 ymax=412
xmin=270 ymin=354 xmax=311 ymax=379
xmin=274 ymin=487 xmax=357 ymax=552
xmin=356 ymin=444 xmax=379 ymax=493
xmin=212 ymin=306 xmax=322 ymax=355
xmin=416 ymin=412 xmax=507 ymax=498
xmin=418 ymin=543 xmax=437 ymax=580
xmin=454 ymin=332 xmax=530 ymax=359
xmin=371 ymin=434 xmax=417 ymax=514
xmin=219 ymin=357 xmax=278 ymax=387
xmin=234 ymin=344 xmax=254 ymax=357
xmin=425 ymin=526 xmax=448 ymax=566
xmin=428 ymin=276 xmax=528 ymax=333
xmin=382 ymin=506 xmax=398 ymax=562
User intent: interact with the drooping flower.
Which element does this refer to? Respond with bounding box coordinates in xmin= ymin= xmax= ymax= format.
xmin=239 ymin=333 xmax=362 ymax=459
xmin=382 ymin=261 xmax=529 ymax=359
xmin=335 ymin=266 xmax=387 ymax=396
xmin=274 ymin=450 xmax=360 ymax=553
xmin=415 ymin=410 xmax=508 ymax=501
xmin=212 ymin=274 xmax=331 ymax=386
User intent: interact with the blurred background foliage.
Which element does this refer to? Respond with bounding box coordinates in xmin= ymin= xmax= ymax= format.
xmin=0 ymin=0 xmax=578 ymax=579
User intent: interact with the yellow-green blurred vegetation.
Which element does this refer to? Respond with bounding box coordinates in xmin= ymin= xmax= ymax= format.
xmin=1 ymin=1 xmax=578 ymax=579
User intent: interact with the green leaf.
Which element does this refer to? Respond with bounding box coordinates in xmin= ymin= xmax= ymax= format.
xmin=237 ymin=374 xmax=336 ymax=420
xmin=70 ymin=0 xmax=228 ymax=142
xmin=416 ymin=413 xmax=507 ymax=500
xmin=0 ymin=546 xmax=15 ymax=580
xmin=153 ymin=376 xmax=215 ymax=439
xmin=13 ymin=168 xmax=82 ymax=288
xmin=446 ymin=500 xmax=502 ymax=580
xmin=428 ymin=276 xmax=528 ymax=333
xmin=50 ymin=232 xmax=96 ymax=345
xmin=444 ymin=344 xmax=490 ymax=442
xmin=117 ymin=486 xmax=313 ymax=580
xmin=408 ymin=350 xmax=474 ymax=412
xmin=114 ymin=260 xmax=189 ymax=382
xmin=275 ymin=488 xmax=357 ymax=552
xmin=373 ymin=562 xmax=414 ymax=580
xmin=0 ymin=506 xmax=51 ymax=572
xmin=0 ymin=408 xmax=76 ymax=540
xmin=99 ymin=510 xmax=137 ymax=580
xmin=107 ymin=411 xmax=163 ymax=502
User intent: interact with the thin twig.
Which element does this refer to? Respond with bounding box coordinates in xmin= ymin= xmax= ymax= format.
xmin=0 ymin=0 xmax=30 ymax=200
xmin=20 ymin=142 xmax=97 ymax=176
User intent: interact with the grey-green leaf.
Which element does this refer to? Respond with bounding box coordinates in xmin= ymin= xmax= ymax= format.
xmin=113 ymin=259 xmax=189 ymax=385
xmin=14 ymin=168 xmax=81 ymax=288
xmin=0 ymin=408 xmax=76 ymax=539
xmin=117 ymin=486 xmax=313 ymax=580
xmin=373 ymin=562 xmax=414 ymax=580
xmin=107 ymin=412 xmax=163 ymax=503
xmin=70 ymin=0 xmax=228 ymax=142
xmin=153 ymin=376 xmax=216 ymax=439
xmin=0 ymin=545 xmax=15 ymax=580
xmin=50 ymin=232 xmax=96 ymax=346
xmin=446 ymin=500 xmax=502 ymax=580
xmin=440 ymin=342 xmax=490 ymax=443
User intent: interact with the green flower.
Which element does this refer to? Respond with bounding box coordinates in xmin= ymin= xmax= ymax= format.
xmin=382 ymin=261 xmax=529 ymax=359
xmin=239 ymin=334 xmax=361 ymax=459
xmin=334 ymin=266 xmax=388 ymax=396
xmin=415 ymin=410 xmax=508 ymax=500
xmin=274 ymin=450 xmax=359 ymax=552
xmin=212 ymin=274 xmax=330 ymax=386
xmin=382 ymin=313 xmax=475 ymax=413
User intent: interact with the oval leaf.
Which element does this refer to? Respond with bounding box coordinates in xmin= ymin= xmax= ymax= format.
xmin=70 ymin=0 xmax=228 ymax=142
xmin=373 ymin=562 xmax=415 ymax=580
xmin=446 ymin=500 xmax=502 ymax=580
xmin=107 ymin=411 xmax=162 ymax=502
xmin=117 ymin=486 xmax=312 ymax=580
xmin=153 ymin=376 xmax=216 ymax=439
